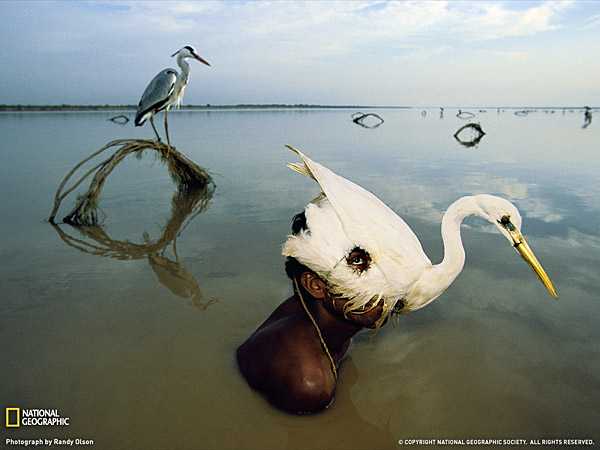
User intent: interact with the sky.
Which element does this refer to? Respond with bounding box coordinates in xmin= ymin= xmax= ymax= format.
xmin=1 ymin=0 xmax=599 ymax=106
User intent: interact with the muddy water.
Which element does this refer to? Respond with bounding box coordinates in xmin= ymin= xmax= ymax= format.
xmin=1 ymin=109 xmax=599 ymax=449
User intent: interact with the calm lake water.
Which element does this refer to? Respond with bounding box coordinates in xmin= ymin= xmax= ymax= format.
xmin=1 ymin=109 xmax=599 ymax=449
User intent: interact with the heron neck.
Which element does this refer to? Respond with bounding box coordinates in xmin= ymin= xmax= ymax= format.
xmin=177 ymin=55 xmax=191 ymax=84
xmin=408 ymin=196 xmax=479 ymax=310
xmin=437 ymin=196 xmax=476 ymax=278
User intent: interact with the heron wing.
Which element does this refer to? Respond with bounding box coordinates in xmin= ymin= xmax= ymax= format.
xmin=135 ymin=69 xmax=177 ymax=125
xmin=286 ymin=145 xmax=431 ymax=293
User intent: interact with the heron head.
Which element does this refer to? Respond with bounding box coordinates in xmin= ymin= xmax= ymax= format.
xmin=171 ymin=45 xmax=211 ymax=67
xmin=475 ymin=194 xmax=558 ymax=298
xmin=473 ymin=194 xmax=523 ymax=242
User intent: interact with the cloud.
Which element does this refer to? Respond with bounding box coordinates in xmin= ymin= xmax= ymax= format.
xmin=583 ymin=13 xmax=600 ymax=30
xmin=456 ymin=0 xmax=575 ymax=40
xmin=0 ymin=0 xmax=594 ymax=104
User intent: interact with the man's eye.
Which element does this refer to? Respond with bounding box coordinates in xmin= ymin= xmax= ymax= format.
xmin=346 ymin=248 xmax=371 ymax=272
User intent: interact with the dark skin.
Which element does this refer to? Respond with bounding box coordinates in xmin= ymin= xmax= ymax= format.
xmin=236 ymin=261 xmax=388 ymax=415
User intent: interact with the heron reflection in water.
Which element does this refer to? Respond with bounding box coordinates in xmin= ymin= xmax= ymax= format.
xmin=52 ymin=185 xmax=217 ymax=310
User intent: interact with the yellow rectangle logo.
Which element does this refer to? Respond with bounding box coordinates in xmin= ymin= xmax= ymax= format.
xmin=5 ymin=407 xmax=20 ymax=428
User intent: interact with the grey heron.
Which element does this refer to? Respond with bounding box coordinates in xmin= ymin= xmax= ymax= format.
xmin=135 ymin=45 xmax=210 ymax=146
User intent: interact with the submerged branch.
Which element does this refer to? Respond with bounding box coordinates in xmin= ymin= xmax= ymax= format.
xmin=456 ymin=110 xmax=475 ymax=120
xmin=351 ymin=112 xmax=385 ymax=128
xmin=108 ymin=114 xmax=130 ymax=125
xmin=453 ymin=122 xmax=486 ymax=148
xmin=49 ymin=139 xmax=213 ymax=225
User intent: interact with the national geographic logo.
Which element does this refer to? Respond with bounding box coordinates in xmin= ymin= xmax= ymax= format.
xmin=5 ymin=407 xmax=70 ymax=428
xmin=5 ymin=408 xmax=20 ymax=428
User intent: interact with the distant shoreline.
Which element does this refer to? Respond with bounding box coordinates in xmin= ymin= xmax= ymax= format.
xmin=0 ymin=104 xmax=385 ymax=112
xmin=0 ymin=104 xmax=594 ymax=112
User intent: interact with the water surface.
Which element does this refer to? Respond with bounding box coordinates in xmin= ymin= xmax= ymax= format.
xmin=1 ymin=109 xmax=599 ymax=449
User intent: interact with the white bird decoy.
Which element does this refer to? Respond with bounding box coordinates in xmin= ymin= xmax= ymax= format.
xmin=283 ymin=145 xmax=557 ymax=324
xmin=135 ymin=45 xmax=210 ymax=146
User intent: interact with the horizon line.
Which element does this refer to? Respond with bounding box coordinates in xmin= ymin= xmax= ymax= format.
xmin=0 ymin=103 xmax=596 ymax=110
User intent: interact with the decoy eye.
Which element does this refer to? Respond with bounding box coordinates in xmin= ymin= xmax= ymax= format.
xmin=346 ymin=248 xmax=371 ymax=272
xmin=392 ymin=300 xmax=405 ymax=315
xmin=498 ymin=215 xmax=516 ymax=231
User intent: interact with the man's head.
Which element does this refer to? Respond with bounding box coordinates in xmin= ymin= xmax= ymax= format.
xmin=284 ymin=210 xmax=392 ymax=329
xmin=282 ymin=146 xmax=433 ymax=325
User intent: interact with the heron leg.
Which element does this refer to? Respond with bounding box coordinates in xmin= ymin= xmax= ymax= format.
xmin=164 ymin=108 xmax=172 ymax=149
xmin=149 ymin=116 xmax=162 ymax=142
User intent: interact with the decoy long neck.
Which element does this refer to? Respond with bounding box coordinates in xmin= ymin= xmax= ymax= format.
xmin=439 ymin=196 xmax=481 ymax=277
xmin=408 ymin=196 xmax=483 ymax=311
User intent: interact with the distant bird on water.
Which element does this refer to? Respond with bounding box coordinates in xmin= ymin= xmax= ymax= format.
xmin=135 ymin=45 xmax=211 ymax=146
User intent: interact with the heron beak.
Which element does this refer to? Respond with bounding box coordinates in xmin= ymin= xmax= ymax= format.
xmin=507 ymin=225 xmax=558 ymax=298
xmin=193 ymin=53 xmax=211 ymax=67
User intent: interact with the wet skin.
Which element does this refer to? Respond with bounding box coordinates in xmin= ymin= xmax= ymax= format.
xmin=236 ymin=270 xmax=387 ymax=414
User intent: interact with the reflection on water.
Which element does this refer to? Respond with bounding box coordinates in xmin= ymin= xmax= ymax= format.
xmin=51 ymin=185 xmax=216 ymax=310
xmin=148 ymin=252 xmax=217 ymax=310
xmin=1 ymin=109 xmax=599 ymax=449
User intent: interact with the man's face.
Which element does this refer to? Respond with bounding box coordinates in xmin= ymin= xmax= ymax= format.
xmin=298 ymin=247 xmax=396 ymax=329
xmin=326 ymin=293 xmax=390 ymax=329
xmin=330 ymin=247 xmax=391 ymax=328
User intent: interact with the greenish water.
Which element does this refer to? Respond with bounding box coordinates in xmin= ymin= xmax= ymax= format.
xmin=1 ymin=109 xmax=599 ymax=449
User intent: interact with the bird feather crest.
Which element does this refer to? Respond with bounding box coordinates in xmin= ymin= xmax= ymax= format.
xmin=285 ymin=145 xmax=316 ymax=180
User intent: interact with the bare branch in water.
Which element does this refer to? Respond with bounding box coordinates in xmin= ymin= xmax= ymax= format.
xmin=456 ymin=110 xmax=476 ymax=120
xmin=108 ymin=114 xmax=130 ymax=125
xmin=49 ymin=139 xmax=213 ymax=225
xmin=351 ymin=112 xmax=384 ymax=129
xmin=454 ymin=123 xmax=486 ymax=148
xmin=514 ymin=110 xmax=530 ymax=117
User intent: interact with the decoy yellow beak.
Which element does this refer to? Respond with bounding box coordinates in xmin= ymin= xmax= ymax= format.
xmin=508 ymin=225 xmax=558 ymax=298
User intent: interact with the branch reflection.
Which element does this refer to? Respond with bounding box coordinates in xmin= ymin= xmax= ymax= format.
xmin=52 ymin=184 xmax=216 ymax=310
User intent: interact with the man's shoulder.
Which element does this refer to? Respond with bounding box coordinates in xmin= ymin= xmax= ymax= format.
xmin=236 ymin=312 xmax=336 ymax=414
xmin=237 ymin=313 xmax=322 ymax=372
xmin=259 ymin=320 xmax=336 ymax=413
xmin=273 ymin=357 xmax=336 ymax=414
